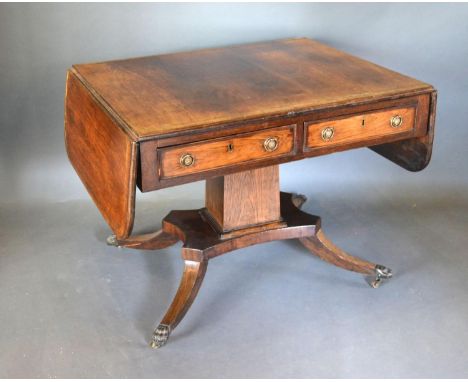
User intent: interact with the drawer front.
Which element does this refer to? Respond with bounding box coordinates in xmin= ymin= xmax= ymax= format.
xmin=305 ymin=106 xmax=416 ymax=149
xmin=159 ymin=125 xmax=296 ymax=179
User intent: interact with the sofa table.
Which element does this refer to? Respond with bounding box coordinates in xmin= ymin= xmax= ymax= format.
xmin=65 ymin=38 xmax=437 ymax=348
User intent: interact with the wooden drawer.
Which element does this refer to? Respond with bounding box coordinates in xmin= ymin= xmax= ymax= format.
xmin=305 ymin=106 xmax=416 ymax=149
xmin=159 ymin=125 xmax=296 ymax=179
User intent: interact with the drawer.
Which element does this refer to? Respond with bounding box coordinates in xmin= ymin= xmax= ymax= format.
xmin=159 ymin=125 xmax=296 ymax=179
xmin=305 ymin=106 xmax=416 ymax=149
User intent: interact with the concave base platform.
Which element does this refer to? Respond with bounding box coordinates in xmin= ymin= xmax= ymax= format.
xmin=107 ymin=191 xmax=392 ymax=349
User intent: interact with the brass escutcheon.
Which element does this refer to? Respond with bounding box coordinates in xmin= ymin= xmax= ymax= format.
xmin=321 ymin=127 xmax=335 ymax=141
xmin=227 ymin=143 xmax=234 ymax=152
xmin=390 ymin=115 xmax=403 ymax=128
xmin=263 ymin=137 xmax=279 ymax=152
xmin=179 ymin=153 xmax=194 ymax=167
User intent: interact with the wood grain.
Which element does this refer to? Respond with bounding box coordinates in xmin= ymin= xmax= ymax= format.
xmin=159 ymin=125 xmax=295 ymax=179
xmin=300 ymin=231 xmax=376 ymax=274
xmin=160 ymin=192 xmax=319 ymax=262
xmin=305 ymin=106 xmax=415 ymax=148
xmin=112 ymin=229 xmax=179 ymax=250
xmin=114 ymin=189 xmax=384 ymax=347
xmin=370 ymin=91 xmax=437 ymax=171
xmin=64 ymin=71 xmax=137 ymax=239
xmin=205 ymin=165 xmax=281 ymax=232
xmin=160 ymin=260 xmax=208 ymax=330
xmin=64 ymin=38 xmax=437 ymax=347
xmin=73 ymin=38 xmax=433 ymax=140
xmin=66 ymin=38 xmax=436 ymax=245
xmin=129 ymin=191 xmax=377 ymax=277
xmin=138 ymin=93 xmax=433 ymax=192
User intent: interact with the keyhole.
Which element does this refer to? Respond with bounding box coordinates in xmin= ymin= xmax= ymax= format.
xmin=227 ymin=143 xmax=234 ymax=152
xmin=361 ymin=119 xmax=365 ymax=127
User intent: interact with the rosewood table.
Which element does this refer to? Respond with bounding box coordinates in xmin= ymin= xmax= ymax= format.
xmin=65 ymin=38 xmax=437 ymax=348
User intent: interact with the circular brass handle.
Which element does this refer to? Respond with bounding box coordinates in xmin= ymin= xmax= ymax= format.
xmin=390 ymin=115 xmax=403 ymax=128
xmin=263 ymin=137 xmax=279 ymax=152
xmin=321 ymin=127 xmax=335 ymax=141
xmin=179 ymin=153 xmax=194 ymax=167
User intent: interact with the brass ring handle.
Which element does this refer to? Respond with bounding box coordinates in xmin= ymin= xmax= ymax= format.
xmin=263 ymin=137 xmax=279 ymax=152
xmin=390 ymin=115 xmax=403 ymax=128
xmin=180 ymin=153 xmax=194 ymax=167
xmin=321 ymin=127 xmax=335 ymax=141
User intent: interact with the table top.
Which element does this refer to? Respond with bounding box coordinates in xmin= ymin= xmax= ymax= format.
xmin=72 ymin=38 xmax=432 ymax=140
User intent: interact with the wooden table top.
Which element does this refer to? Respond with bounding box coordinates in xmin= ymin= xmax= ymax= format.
xmin=72 ymin=38 xmax=432 ymax=141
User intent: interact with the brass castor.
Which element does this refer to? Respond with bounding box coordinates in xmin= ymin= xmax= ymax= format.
xmin=149 ymin=324 xmax=171 ymax=349
xmin=106 ymin=234 xmax=119 ymax=247
xmin=366 ymin=264 xmax=393 ymax=288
